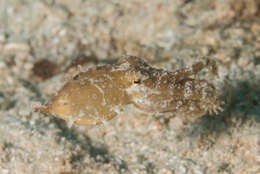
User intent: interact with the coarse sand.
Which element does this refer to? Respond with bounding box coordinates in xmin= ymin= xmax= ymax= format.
xmin=0 ymin=0 xmax=260 ymax=173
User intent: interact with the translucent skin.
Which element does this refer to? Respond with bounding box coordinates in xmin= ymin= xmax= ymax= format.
xmin=125 ymin=57 xmax=222 ymax=116
xmin=35 ymin=56 xmax=222 ymax=125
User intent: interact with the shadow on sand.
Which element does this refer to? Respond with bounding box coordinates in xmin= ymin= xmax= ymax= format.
xmin=52 ymin=118 xmax=128 ymax=173
xmin=185 ymin=78 xmax=260 ymax=142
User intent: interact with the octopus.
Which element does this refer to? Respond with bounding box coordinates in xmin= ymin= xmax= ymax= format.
xmin=35 ymin=55 xmax=223 ymax=125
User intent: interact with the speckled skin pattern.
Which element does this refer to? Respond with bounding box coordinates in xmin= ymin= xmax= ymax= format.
xmin=35 ymin=56 xmax=222 ymax=125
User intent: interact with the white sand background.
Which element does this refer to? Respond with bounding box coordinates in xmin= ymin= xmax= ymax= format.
xmin=0 ymin=0 xmax=260 ymax=173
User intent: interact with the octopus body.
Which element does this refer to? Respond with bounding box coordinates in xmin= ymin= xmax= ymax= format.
xmin=35 ymin=56 xmax=223 ymax=125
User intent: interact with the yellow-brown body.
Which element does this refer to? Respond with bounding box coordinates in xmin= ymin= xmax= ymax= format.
xmin=35 ymin=56 xmax=222 ymax=125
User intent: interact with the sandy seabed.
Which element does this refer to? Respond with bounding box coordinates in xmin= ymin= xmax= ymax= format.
xmin=0 ymin=0 xmax=260 ymax=173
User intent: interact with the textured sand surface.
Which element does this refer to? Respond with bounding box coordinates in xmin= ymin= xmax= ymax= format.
xmin=0 ymin=0 xmax=260 ymax=173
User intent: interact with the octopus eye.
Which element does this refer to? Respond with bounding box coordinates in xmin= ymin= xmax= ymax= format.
xmin=134 ymin=79 xmax=141 ymax=84
xmin=130 ymin=75 xmax=142 ymax=85
xmin=73 ymin=74 xmax=80 ymax=80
